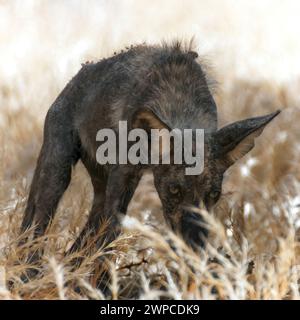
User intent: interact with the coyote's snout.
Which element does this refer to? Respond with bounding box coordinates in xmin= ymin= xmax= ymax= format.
xmin=21 ymin=42 xmax=280 ymax=258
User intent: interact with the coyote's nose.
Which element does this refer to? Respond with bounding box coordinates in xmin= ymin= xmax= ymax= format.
xmin=180 ymin=209 xmax=208 ymax=250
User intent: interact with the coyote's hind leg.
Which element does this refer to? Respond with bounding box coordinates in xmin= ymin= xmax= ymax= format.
xmin=20 ymin=107 xmax=80 ymax=260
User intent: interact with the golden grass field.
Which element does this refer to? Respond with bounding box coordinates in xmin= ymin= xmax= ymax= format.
xmin=1 ymin=0 xmax=300 ymax=299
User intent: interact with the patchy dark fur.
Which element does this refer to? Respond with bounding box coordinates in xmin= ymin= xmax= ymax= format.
xmin=20 ymin=41 xmax=280 ymax=259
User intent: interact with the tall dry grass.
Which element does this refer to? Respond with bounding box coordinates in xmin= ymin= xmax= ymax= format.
xmin=0 ymin=0 xmax=300 ymax=299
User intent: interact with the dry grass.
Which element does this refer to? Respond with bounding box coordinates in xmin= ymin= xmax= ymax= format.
xmin=1 ymin=0 xmax=300 ymax=300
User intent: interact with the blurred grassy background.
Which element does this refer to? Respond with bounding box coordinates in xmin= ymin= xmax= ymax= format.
xmin=0 ymin=0 xmax=300 ymax=299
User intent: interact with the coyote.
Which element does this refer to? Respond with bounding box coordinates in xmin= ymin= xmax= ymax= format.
xmin=21 ymin=42 xmax=280 ymax=255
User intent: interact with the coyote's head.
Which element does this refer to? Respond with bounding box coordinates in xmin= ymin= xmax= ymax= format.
xmin=133 ymin=108 xmax=280 ymax=249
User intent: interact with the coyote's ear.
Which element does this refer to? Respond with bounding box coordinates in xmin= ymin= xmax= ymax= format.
xmin=213 ymin=110 xmax=280 ymax=167
xmin=132 ymin=108 xmax=172 ymax=161
xmin=131 ymin=108 xmax=170 ymax=131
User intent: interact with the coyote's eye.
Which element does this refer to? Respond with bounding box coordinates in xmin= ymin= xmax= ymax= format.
xmin=210 ymin=191 xmax=221 ymax=201
xmin=169 ymin=184 xmax=181 ymax=195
